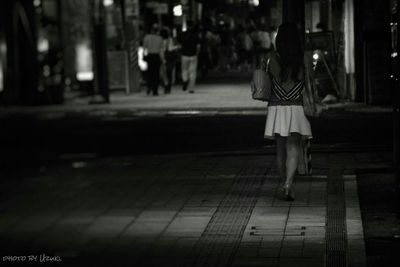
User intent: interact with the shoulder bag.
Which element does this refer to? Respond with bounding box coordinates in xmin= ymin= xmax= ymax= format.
xmin=251 ymin=58 xmax=271 ymax=101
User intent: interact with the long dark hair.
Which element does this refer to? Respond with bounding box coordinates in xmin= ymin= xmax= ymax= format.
xmin=275 ymin=23 xmax=304 ymax=82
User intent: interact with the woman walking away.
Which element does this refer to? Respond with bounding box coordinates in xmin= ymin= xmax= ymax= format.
xmin=162 ymin=28 xmax=180 ymax=94
xmin=143 ymin=24 xmax=164 ymax=96
xmin=264 ymin=23 xmax=313 ymax=201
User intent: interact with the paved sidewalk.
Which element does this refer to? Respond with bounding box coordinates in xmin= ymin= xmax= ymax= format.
xmin=0 ymin=149 xmax=391 ymax=266
xmin=0 ymin=83 xmax=265 ymax=115
xmin=0 ymin=83 xmax=391 ymax=119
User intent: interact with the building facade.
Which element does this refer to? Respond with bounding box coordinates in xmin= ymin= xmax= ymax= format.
xmin=0 ymin=0 xmax=397 ymax=106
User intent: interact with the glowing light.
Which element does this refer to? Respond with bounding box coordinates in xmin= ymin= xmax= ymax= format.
xmin=313 ymin=53 xmax=319 ymax=60
xmin=391 ymin=52 xmax=398 ymax=58
xmin=249 ymin=0 xmax=259 ymax=7
xmin=0 ymin=59 xmax=3 ymax=92
xmin=182 ymin=18 xmax=187 ymax=32
xmin=168 ymin=111 xmax=201 ymax=115
xmin=103 ymin=0 xmax=113 ymax=7
xmin=173 ymin=5 xmax=183 ymax=17
xmin=77 ymin=72 xmax=94 ymax=81
xmin=76 ymin=42 xmax=93 ymax=81
xmin=33 ymin=0 xmax=41 ymax=7
xmin=72 ymin=162 xmax=87 ymax=169
xmin=0 ymin=42 xmax=5 ymax=92
xmin=138 ymin=46 xmax=148 ymax=71
xmin=37 ymin=37 xmax=49 ymax=53
xmin=43 ymin=65 xmax=50 ymax=77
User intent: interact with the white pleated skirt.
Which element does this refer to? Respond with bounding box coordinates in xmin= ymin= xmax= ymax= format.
xmin=264 ymin=105 xmax=312 ymax=139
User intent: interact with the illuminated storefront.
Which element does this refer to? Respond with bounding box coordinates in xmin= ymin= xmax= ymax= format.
xmin=0 ymin=0 xmax=394 ymax=106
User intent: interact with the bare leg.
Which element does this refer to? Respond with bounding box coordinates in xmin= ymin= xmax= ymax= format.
xmin=285 ymin=133 xmax=301 ymax=188
xmin=276 ymin=135 xmax=287 ymax=181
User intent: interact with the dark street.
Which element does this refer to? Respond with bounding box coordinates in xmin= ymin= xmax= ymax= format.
xmin=1 ymin=0 xmax=400 ymax=266
xmin=0 ymin=105 xmax=393 ymax=158
xmin=0 ymin=96 xmax=398 ymax=266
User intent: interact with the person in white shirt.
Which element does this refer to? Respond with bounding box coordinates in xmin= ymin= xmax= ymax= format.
xmin=252 ymin=23 xmax=272 ymax=68
xmin=143 ymin=24 xmax=164 ymax=96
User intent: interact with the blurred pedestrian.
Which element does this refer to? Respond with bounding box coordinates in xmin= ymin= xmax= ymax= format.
xmin=252 ymin=23 xmax=272 ymax=67
xmin=179 ymin=21 xmax=200 ymax=93
xmin=207 ymin=29 xmax=221 ymax=70
xmin=198 ymin=28 xmax=212 ymax=78
xmin=218 ymin=25 xmax=236 ymax=71
xmin=263 ymin=23 xmax=313 ymax=201
xmin=162 ymin=28 xmax=180 ymax=94
xmin=143 ymin=24 xmax=164 ymax=96
xmin=236 ymin=25 xmax=253 ymax=72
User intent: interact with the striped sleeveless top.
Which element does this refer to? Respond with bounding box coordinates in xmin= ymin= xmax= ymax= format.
xmin=268 ymin=74 xmax=304 ymax=106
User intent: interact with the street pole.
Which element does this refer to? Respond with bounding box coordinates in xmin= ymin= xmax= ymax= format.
xmin=0 ymin=0 xmax=8 ymax=101
xmin=92 ymin=0 xmax=110 ymax=103
xmin=8 ymin=0 xmax=39 ymax=105
xmin=180 ymin=0 xmax=187 ymax=32
xmin=390 ymin=0 xmax=399 ymax=203
xmin=123 ymin=0 xmax=140 ymax=93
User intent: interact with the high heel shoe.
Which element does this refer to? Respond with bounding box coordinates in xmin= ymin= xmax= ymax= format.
xmin=283 ymin=187 xmax=294 ymax=201
xmin=282 ymin=185 xmax=295 ymax=201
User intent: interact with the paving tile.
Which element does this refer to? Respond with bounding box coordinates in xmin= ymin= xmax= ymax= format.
xmin=347 ymin=237 xmax=367 ymax=267
xmin=280 ymin=236 xmax=304 ymax=258
xmin=261 ymin=236 xmax=283 ymax=248
xmin=85 ymin=215 xmax=135 ymax=238
xmin=123 ymin=221 xmax=169 ymax=240
xmin=278 ymin=258 xmax=324 ymax=267
xmin=247 ymin=207 xmax=289 ymax=226
xmin=174 ymin=237 xmax=198 ymax=250
xmin=235 ymin=247 xmax=260 ymax=257
xmin=135 ymin=209 xmax=178 ymax=222
xmin=0 ymin=150 xmax=373 ymax=266
xmin=255 ymin=196 xmax=275 ymax=207
xmin=258 ymin=247 xmax=281 ymax=258
xmin=34 ymin=225 xmax=91 ymax=252
xmin=149 ymin=237 xmax=180 ymax=257
xmin=231 ymin=257 xmax=278 ymax=267
xmin=165 ymin=212 xmax=213 ymax=237
xmin=302 ymin=237 xmax=326 ymax=258
xmin=345 ymin=175 xmax=367 ymax=267
xmin=6 ymin=211 xmax=64 ymax=236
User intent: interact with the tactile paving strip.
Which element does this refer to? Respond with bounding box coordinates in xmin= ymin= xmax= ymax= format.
xmin=186 ymin=166 xmax=269 ymax=267
xmin=326 ymin=171 xmax=347 ymax=267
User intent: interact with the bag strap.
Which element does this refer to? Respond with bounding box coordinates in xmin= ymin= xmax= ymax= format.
xmin=261 ymin=57 xmax=270 ymax=73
